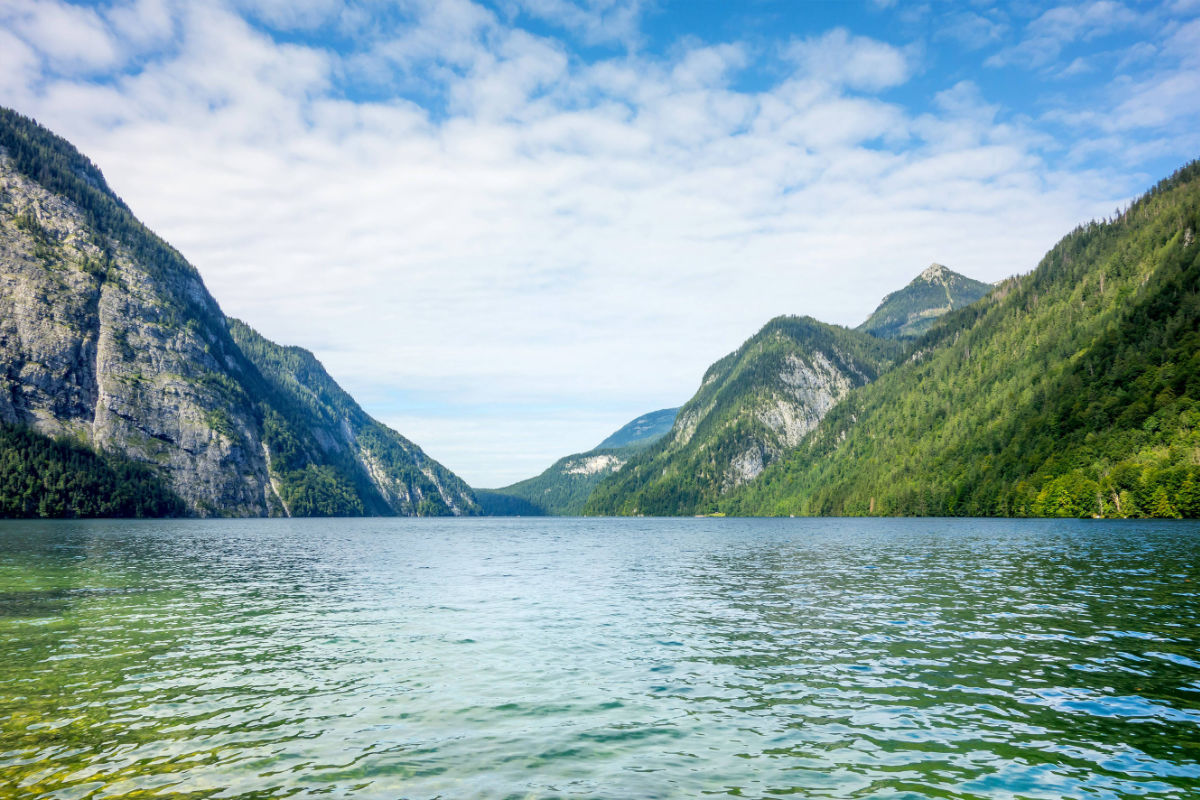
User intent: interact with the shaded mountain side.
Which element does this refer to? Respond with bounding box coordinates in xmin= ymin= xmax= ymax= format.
xmin=596 ymin=408 xmax=678 ymax=450
xmin=480 ymin=408 xmax=679 ymax=516
xmin=0 ymin=107 xmax=476 ymax=517
xmin=585 ymin=317 xmax=903 ymax=516
xmin=0 ymin=424 xmax=185 ymax=518
xmin=858 ymin=263 xmax=992 ymax=339
xmin=474 ymin=489 xmax=547 ymax=516
xmin=228 ymin=320 xmax=478 ymax=517
xmin=729 ymin=161 xmax=1200 ymax=519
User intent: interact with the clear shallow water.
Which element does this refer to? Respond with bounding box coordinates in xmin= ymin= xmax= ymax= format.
xmin=1 ymin=518 xmax=1198 ymax=799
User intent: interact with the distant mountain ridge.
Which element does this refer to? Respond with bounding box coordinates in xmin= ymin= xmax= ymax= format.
xmin=596 ymin=408 xmax=677 ymax=450
xmin=477 ymin=408 xmax=679 ymax=516
xmin=497 ymin=265 xmax=993 ymax=517
xmin=0 ymin=107 xmax=477 ymax=517
xmin=857 ymin=263 xmax=992 ymax=339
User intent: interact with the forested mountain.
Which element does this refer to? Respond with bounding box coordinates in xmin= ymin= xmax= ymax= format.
xmin=228 ymin=320 xmax=478 ymax=516
xmin=728 ymin=162 xmax=1200 ymax=518
xmin=595 ymin=408 xmax=678 ymax=449
xmin=585 ymin=318 xmax=902 ymax=515
xmin=0 ymin=107 xmax=477 ymax=517
xmin=858 ymin=263 xmax=993 ymax=339
xmin=477 ymin=408 xmax=678 ymax=515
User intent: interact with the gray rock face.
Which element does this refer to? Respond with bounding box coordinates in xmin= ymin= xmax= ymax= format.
xmin=584 ymin=316 xmax=904 ymax=515
xmin=0 ymin=138 xmax=477 ymax=517
xmin=0 ymin=154 xmax=273 ymax=515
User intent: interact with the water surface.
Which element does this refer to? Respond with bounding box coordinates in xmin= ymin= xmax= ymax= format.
xmin=1 ymin=517 xmax=1198 ymax=798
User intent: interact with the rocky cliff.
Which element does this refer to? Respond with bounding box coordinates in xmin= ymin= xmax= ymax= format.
xmin=0 ymin=108 xmax=476 ymax=517
xmin=584 ymin=317 xmax=902 ymax=515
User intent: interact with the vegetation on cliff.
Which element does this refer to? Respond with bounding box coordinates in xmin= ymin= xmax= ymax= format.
xmin=585 ymin=318 xmax=902 ymax=515
xmin=0 ymin=425 xmax=185 ymax=518
xmin=728 ymin=161 xmax=1200 ymax=518
xmin=0 ymin=108 xmax=477 ymax=518
xmin=229 ymin=319 xmax=478 ymax=517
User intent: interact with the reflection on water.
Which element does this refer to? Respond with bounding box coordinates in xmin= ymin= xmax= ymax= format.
xmin=0 ymin=517 xmax=1197 ymax=798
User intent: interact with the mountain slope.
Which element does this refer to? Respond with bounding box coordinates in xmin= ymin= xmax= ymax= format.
xmin=858 ymin=263 xmax=992 ymax=339
xmin=0 ymin=107 xmax=476 ymax=517
xmin=585 ymin=317 xmax=903 ymax=515
xmin=228 ymin=320 xmax=478 ymax=516
xmin=730 ymin=162 xmax=1200 ymax=518
xmin=477 ymin=408 xmax=679 ymax=516
xmin=596 ymin=408 xmax=678 ymax=449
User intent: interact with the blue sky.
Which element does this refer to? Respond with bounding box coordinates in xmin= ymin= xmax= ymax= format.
xmin=1 ymin=0 xmax=1198 ymax=485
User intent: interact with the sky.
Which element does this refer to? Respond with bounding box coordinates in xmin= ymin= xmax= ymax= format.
xmin=1 ymin=0 xmax=1198 ymax=486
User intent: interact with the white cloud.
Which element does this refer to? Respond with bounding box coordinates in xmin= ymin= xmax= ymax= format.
xmin=503 ymin=0 xmax=647 ymax=48
xmin=104 ymin=0 xmax=175 ymax=48
xmin=235 ymin=0 xmax=344 ymax=31
xmin=936 ymin=11 xmax=1009 ymax=50
xmin=1027 ymin=0 xmax=1140 ymax=43
xmin=785 ymin=28 xmax=914 ymax=91
xmin=1042 ymin=16 xmax=1200 ymax=162
xmin=987 ymin=0 xmax=1147 ymax=69
xmin=2 ymin=0 xmax=1145 ymax=485
xmin=4 ymin=0 xmax=123 ymax=73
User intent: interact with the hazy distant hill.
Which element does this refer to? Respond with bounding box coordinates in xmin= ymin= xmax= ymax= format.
xmin=858 ymin=263 xmax=992 ymax=339
xmin=477 ymin=408 xmax=678 ymax=516
xmin=595 ymin=408 xmax=677 ymax=450
xmin=0 ymin=107 xmax=477 ymax=518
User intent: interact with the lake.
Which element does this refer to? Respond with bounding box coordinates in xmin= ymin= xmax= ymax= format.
xmin=1 ymin=517 xmax=1198 ymax=799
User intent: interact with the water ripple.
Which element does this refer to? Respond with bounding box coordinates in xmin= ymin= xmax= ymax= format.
xmin=0 ymin=517 xmax=1197 ymax=798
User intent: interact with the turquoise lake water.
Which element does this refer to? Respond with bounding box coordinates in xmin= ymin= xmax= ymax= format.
xmin=0 ymin=516 xmax=1198 ymax=799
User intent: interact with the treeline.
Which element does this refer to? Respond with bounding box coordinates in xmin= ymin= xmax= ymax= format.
xmin=0 ymin=425 xmax=185 ymax=518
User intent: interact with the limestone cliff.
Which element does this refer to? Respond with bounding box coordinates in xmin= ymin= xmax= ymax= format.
xmin=0 ymin=108 xmax=476 ymax=517
xmin=584 ymin=317 xmax=902 ymax=515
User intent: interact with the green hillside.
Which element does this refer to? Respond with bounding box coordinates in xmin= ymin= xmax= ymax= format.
xmin=479 ymin=409 xmax=679 ymax=516
xmin=729 ymin=162 xmax=1200 ymax=518
xmin=858 ymin=263 xmax=993 ymax=339
xmin=585 ymin=317 xmax=903 ymax=516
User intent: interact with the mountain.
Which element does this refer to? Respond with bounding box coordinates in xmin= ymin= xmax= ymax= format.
xmin=728 ymin=162 xmax=1200 ymax=518
xmin=227 ymin=320 xmax=478 ymax=516
xmin=858 ymin=263 xmax=992 ymax=339
xmin=595 ymin=408 xmax=678 ymax=449
xmin=584 ymin=317 xmax=903 ymax=515
xmin=0 ymin=107 xmax=477 ymax=518
xmin=477 ymin=408 xmax=679 ymax=515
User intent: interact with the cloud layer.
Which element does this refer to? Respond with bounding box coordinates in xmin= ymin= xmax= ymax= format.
xmin=1 ymin=0 xmax=1196 ymax=485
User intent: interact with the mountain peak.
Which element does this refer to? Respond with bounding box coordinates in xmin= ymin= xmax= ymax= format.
xmin=858 ymin=264 xmax=992 ymax=340
xmin=918 ymin=262 xmax=949 ymax=282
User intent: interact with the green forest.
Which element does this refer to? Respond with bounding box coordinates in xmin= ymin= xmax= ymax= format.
xmin=726 ymin=161 xmax=1200 ymax=519
xmin=0 ymin=425 xmax=185 ymax=518
xmin=585 ymin=317 xmax=903 ymax=516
